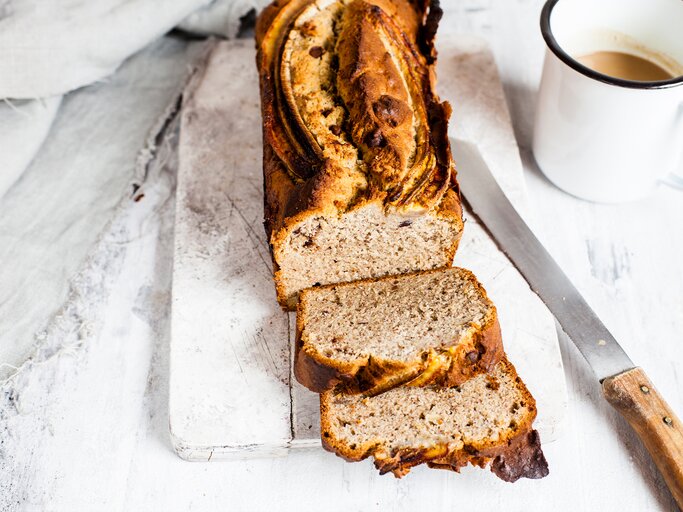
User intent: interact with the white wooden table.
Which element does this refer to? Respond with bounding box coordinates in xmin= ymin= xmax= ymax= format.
xmin=1 ymin=2 xmax=682 ymax=511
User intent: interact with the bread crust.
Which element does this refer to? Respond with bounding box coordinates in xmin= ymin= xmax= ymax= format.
xmin=319 ymin=358 xmax=549 ymax=481
xmin=294 ymin=267 xmax=504 ymax=394
xmin=426 ymin=429 xmax=549 ymax=482
xmin=256 ymin=0 xmax=464 ymax=309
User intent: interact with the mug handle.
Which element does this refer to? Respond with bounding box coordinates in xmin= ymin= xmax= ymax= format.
xmin=661 ymin=101 xmax=683 ymax=190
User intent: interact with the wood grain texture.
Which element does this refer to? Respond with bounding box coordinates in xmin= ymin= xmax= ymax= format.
xmin=170 ymin=41 xmax=292 ymax=459
xmin=603 ymin=367 xmax=683 ymax=509
xmin=169 ymin=36 xmax=566 ymax=458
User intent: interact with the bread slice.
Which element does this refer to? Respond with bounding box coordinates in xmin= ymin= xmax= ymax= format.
xmin=295 ymin=267 xmax=503 ymax=394
xmin=320 ymin=358 xmax=549 ymax=481
xmin=256 ymin=0 xmax=463 ymax=309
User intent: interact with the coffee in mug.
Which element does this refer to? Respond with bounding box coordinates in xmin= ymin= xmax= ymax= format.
xmin=533 ymin=0 xmax=683 ymax=203
xmin=577 ymin=52 xmax=673 ymax=82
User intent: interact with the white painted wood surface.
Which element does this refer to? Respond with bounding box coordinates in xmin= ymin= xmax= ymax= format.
xmin=2 ymin=2 xmax=682 ymax=511
xmin=169 ymin=36 xmax=566 ymax=460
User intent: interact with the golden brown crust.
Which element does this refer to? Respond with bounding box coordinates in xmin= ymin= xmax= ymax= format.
xmin=294 ymin=267 xmax=504 ymax=394
xmin=256 ymin=0 xmax=464 ymax=309
xmin=319 ymin=358 xmax=549 ymax=481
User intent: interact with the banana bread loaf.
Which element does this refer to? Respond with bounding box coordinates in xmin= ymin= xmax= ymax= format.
xmin=295 ymin=267 xmax=503 ymax=394
xmin=320 ymin=358 xmax=549 ymax=481
xmin=255 ymin=0 xmax=463 ymax=309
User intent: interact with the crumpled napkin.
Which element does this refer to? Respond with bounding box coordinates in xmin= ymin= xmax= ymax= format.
xmin=0 ymin=36 xmax=207 ymax=381
xmin=0 ymin=0 xmax=266 ymax=99
xmin=0 ymin=97 xmax=61 ymax=198
xmin=0 ymin=0 xmax=267 ymax=378
xmin=0 ymin=0 xmax=268 ymax=199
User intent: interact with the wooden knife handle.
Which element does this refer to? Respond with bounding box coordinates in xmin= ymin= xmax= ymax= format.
xmin=603 ymin=367 xmax=683 ymax=509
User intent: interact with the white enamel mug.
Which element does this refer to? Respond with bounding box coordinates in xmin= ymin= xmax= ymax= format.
xmin=533 ymin=0 xmax=683 ymax=203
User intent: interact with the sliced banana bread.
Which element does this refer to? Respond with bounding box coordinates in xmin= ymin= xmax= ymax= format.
xmin=295 ymin=267 xmax=503 ymax=394
xmin=320 ymin=358 xmax=549 ymax=481
xmin=256 ymin=0 xmax=463 ymax=309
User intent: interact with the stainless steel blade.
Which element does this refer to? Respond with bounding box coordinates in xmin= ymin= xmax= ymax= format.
xmin=452 ymin=138 xmax=634 ymax=382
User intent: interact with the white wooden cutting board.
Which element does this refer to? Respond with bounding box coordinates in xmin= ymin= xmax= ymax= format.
xmin=169 ymin=36 xmax=568 ymax=461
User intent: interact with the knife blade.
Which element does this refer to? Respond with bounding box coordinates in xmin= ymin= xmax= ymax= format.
xmin=452 ymin=137 xmax=683 ymax=508
xmin=452 ymin=138 xmax=633 ymax=381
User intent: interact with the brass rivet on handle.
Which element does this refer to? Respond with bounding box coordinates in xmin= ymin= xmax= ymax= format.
xmin=640 ymin=385 xmax=650 ymax=394
xmin=663 ymin=416 xmax=673 ymax=426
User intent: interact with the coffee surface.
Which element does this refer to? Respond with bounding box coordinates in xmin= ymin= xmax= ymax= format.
xmin=578 ymin=51 xmax=674 ymax=81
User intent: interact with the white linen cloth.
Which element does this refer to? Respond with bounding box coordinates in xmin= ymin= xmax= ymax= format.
xmin=0 ymin=0 xmax=249 ymax=99
xmin=0 ymin=0 xmax=271 ymax=379
xmin=0 ymin=36 xmax=207 ymax=380
xmin=0 ymin=97 xmax=61 ymax=197
xmin=0 ymin=0 xmax=268 ymax=200
xmin=0 ymin=0 xmax=269 ymax=378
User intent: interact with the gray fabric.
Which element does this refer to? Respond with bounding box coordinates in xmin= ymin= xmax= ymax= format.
xmin=0 ymin=0 xmax=208 ymax=99
xmin=0 ymin=36 xmax=206 ymax=380
xmin=0 ymin=0 xmax=259 ymax=206
xmin=0 ymin=97 xmax=61 ymax=198
xmin=177 ymin=0 xmax=268 ymax=37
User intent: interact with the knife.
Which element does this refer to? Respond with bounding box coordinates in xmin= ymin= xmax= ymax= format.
xmin=452 ymin=137 xmax=683 ymax=507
